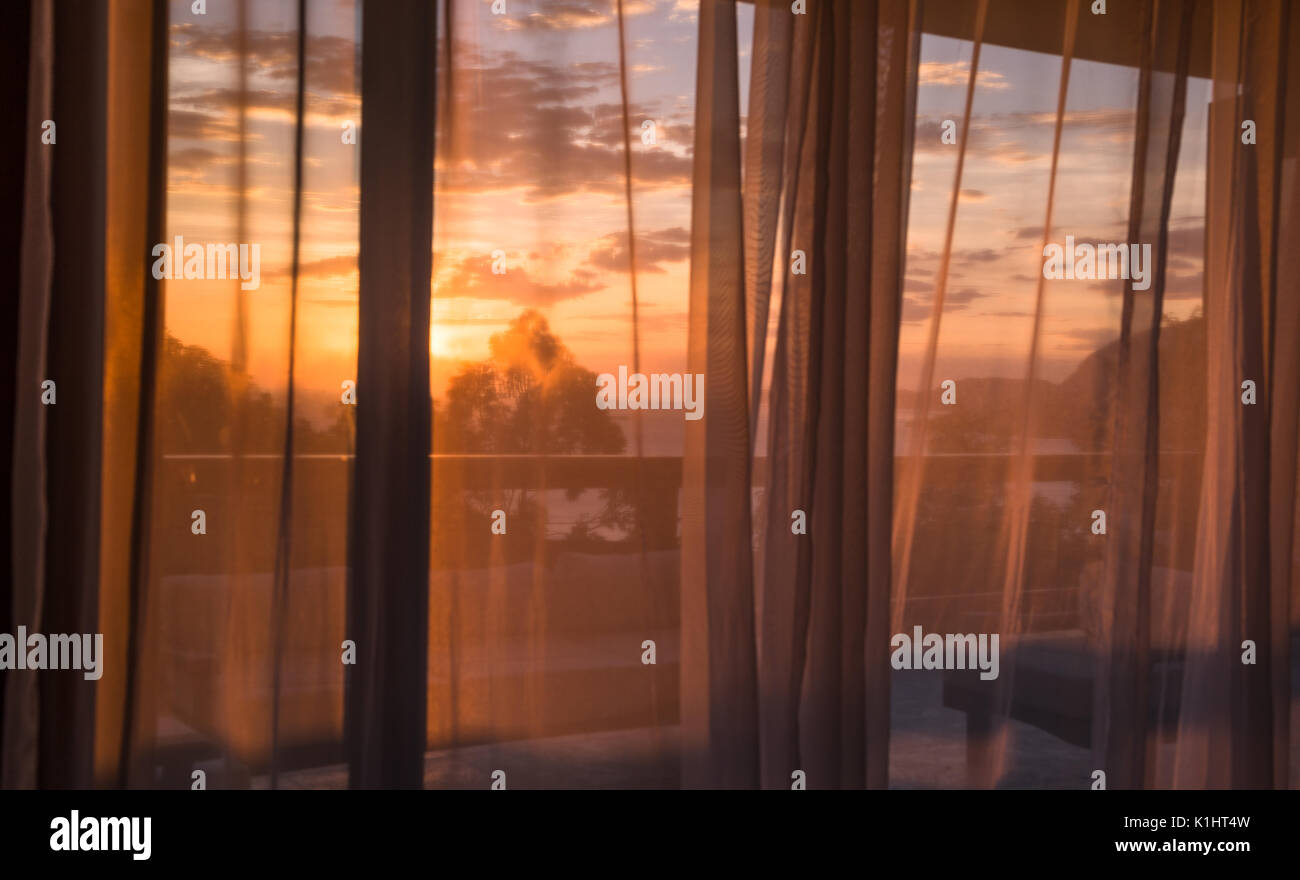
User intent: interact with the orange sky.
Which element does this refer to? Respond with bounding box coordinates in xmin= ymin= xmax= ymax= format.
xmin=159 ymin=0 xmax=1208 ymax=426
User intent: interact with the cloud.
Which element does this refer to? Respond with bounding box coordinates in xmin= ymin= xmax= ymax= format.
xmin=1051 ymin=326 xmax=1119 ymax=352
xmin=166 ymin=24 xmax=360 ymax=146
xmin=954 ymin=247 xmax=1002 ymax=264
xmin=918 ymin=61 xmax=1011 ymax=90
xmin=585 ymin=227 xmax=690 ymax=274
xmin=493 ymin=0 xmax=655 ymax=32
xmin=175 ymin=86 xmax=357 ymax=124
xmin=669 ymin=0 xmax=699 ymax=24
xmin=1162 ymin=273 xmax=1202 ymax=299
xmin=435 ymin=253 xmax=604 ymax=306
xmin=168 ymin=147 xmax=235 ymax=176
xmin=279 ymin=223 xmax=692 ymax=305
xmin=436 ymin=48 xmax=692 ymax=200
xmin=1165 ymin=225 xmax=1204 ymax=255
xmin=171 ymin=24 xmax=358 ymax=96
xmin=168 ymin=108 xmax=240 ymax=142
xmin=257 ymin=254 xmax=359 ymax=286
xmin=946 ymin=286 xmax=986 ymax=306
xmin=900 ymin=296 xmax=931 ymax=323
xmin=168 ymin=27 xmax=690 ymax=199
xmin=294 ymin=255 xmax=358 ymax=279
xmin=912 ymin=109 xmax=1136 ymax=162
xmin=901 ymin=279 xmax=990 ymax=322
xmin=564 ymin=302 xmax=688 ymax=337
xmin=1016 ymin=225 xmax=1204 ymax=299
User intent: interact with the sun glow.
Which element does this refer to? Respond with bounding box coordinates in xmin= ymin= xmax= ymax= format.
xmin=430 ymin=326 xmax=454 ymax=360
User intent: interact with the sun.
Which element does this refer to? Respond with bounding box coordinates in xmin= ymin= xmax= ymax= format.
xmin=430 ymin=326 xmax=453 ymax=359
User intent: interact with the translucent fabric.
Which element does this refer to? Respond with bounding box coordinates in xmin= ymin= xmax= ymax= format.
xmin=423 ymin=0 xmax=690 ymax=788
xmin=882 ymin=0 xmax=1300 ymax=790
xmin=5 ymin=0 xmax=1298 ymax=792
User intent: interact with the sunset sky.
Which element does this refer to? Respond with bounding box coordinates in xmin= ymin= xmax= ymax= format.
xmin=157 ymin=0 xmax=1209 ymax=433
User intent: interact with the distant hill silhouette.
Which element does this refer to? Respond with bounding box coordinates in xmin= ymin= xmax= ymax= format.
xmin=911 ymin=313 xmax=1206 ymax=454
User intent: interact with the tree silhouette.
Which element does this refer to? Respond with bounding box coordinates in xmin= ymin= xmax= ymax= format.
xmin=432 ymin=310 xmax=628 ymax=567
xmin=434 ymin=309 xmax=625 ymax=456
xmin=156 ymin=333 xmax=350 ymax=455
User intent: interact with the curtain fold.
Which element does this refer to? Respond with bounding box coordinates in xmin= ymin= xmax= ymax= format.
xmin=117 ymin=0 xmax=167 ymax=789
xmin=98 ymin=0 xmax=163 ymax=788
xmin=687 ymin=0 xmax=916 ymax=790
xmin=3 ymin=0 xmax=53 ymax=791
xmin=347 ymin=0 xmax=436 ymax=789
xmin=751 ymin=0 xmax=817 ymax=790
xmin=890 ymin=0 xmax=986 ymax=640
xmin=741 ymin=1 xmax=791 ymax=441
xmin=887 ymin=0 xmax=1298 ymax=791
xmin=0 ymin=0 xmax=32 ymax=790
xmin=4 ymin=0 xmax=160 ymax=791
xmin=3 ymin=0 xmax=1297 ymax=793
xmin=1172 ymin=0 xmax=1295 ymax=789
xmin=982 ymin=0 xmax=1080 ymax=788
xmin=1091 ymin=0 xmax=1194 ymax=790
xmin=681 ymin=0 xmax=759 ymax=789
xmin=865 ymin=0 xmax=920 ymax=789
xmin=1268 ymin=0 xmax=1300 ymax=792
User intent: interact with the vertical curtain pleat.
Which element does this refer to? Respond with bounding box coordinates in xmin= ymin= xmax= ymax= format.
xmin=1174 ymin=0 xmax=1293 ymax=789
xmin=5 ymin=0 xmax=1293 ymax=794
xmin=40 ymin=0 xmax=111 ymax=790
xmin=1268 ymin=2 xmax=1300 ymax=791
xmin=828 ymin=0 xmax=875 ymax=789
xmin=5 ymin=0 xmax=159 ymax=791
xmin=742 ymin=1 xmax=791 ymax=440
xmin=748 ymin=0 xmax=914 ymax=789
xmin=117 ymin=0 xmax=168 ymax=789
xmin=681 ymin=0 xmax=759 ymax=789
xmin=3 ymin=0 xmax=53 ymax=791
xmin=865 ymin=0 xmax=919 ymax=789
xmin=0 ymin=0 xmax=30 ymax=784
xmin=222 ymin=0 xmax=261 ymax=777
xmin=97 ymin=0 xmax=160 ymax=788
xmin=796 ymin=0 xmax=846 ymax=789
xmin=1092 ymin=0 xmax=1193 ymax=790
xmin=985 ymin=0 xmax=1080 ymax=787
xmin=755 ymin=2 xmax=818 ymax=791
xmin=891 ymin=0 xmax=986 ymax=638
xmin=270 ymin=0 xmax=309 ymax=790
xmin=348 ymin=0 xmax=436 ymax=789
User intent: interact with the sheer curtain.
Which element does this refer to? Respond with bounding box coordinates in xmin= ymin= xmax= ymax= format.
xmin=1170 ymin=0 xmax=1296 ymax=790
xmin=884 ymin=0 xmax=1299 ymax=790
xmin=4 ymin=0 xmax=1298 ymax=791
xmin=423 ymin=0 xmax=682 ymax=789
xmin=686 ymin=0 xmax=1298 ymax=790
xmin=4 ymin=0 xmax=157 ymax=789
xmin=683 ymin=0 xmax=916 ymax=788
xmin=5 ymin=0 xmax=364 ymax=789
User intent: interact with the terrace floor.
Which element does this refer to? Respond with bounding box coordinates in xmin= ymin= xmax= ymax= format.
xmin=260 ymin=668 xmax=1300 ymax=790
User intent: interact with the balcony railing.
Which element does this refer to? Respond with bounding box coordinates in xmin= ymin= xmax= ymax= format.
xmin=145 ymin=449 xmax=1202 ymax=777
